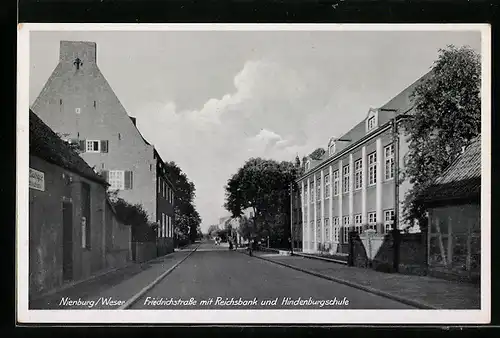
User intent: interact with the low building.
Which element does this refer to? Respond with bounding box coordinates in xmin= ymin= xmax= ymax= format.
xmin=418 ymin=136 xmax=481 ymax=282
xmin=218 ymin=208 xmax=254 ymax=244
xmin=29 ymin=110 xmax=132 ymax=300
xmin=295 ymin=71 xmax=431 ymax=254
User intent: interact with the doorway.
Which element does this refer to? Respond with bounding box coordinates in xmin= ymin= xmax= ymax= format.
xmin=62 ymin=201 xmax=73 ymax=281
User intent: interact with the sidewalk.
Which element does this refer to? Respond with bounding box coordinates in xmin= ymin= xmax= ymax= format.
xmin=30 ymin=246 xmax=198 ymax=310
xmin=251 ymin=251 xmax=480 ymax=309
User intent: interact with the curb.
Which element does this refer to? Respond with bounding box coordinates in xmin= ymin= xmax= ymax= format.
xmin=119 ymin=244 xmax=200 ymax=309
xmin=242 ymin=251 xmax=437 ymax=310
xmin=293 ymin=252 xmax=348 ymax=265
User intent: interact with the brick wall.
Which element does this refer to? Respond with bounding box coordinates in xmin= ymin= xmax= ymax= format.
xmin=350 ymin=231 xmax=427 ymax=275
xmin=104 ymin=198 xmax=132 ymax=269
xmin=133 ymin=242 xmax=157 ymax=263
xmin=29 ymin=155 xmax=109 ymax=299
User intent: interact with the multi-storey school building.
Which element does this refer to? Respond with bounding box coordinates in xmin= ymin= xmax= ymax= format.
xmin=295 ymin=72 xmax=429 ymax=254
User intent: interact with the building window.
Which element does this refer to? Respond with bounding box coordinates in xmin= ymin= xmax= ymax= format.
xmin=316 ymin=179 xmax=321 ymax=201
xmin=329 ymin=143 xmax=336 ymax=155
xmin=83 ymin=140 xmax=108 ymax=153
xmin=368 ymin=152 xmax=377 ymax=186
xmin=333 ymin=217 xmax=340 ymax=243
xmin=305 ymin=161 xmax=311 ymax=170
xmin=342 ymin=165 xmax=350 ymax=194
xmin=354 ymin=159 xmax=362 ymax=190
xmin=368 ymin=212 xmax=377 ymax=230
xmin=367 ymin=116 xmax=376 ymax=131
xmin=109 ymin=170 xmax=125 ymax=190
xmin=164 ymin=215 xmax=167 ymax=238
xmin=108 ymin=170 xmax=133 ymax=190
xmin=333 ymin=170 xmax=339 ymax=196
xmin=324 ymin=218 xmax=330 ymax=242
xmin=324 ymin=173 xmax=330 ymax=199
xmin=316 ymin=220 xmax=321 ymax=242
xmin=86 ymin=140 xmax=101 ymax=152
xmin=384 ymin=209 xmax=395 ymax=234
xmin=342 ymin=216 xmax=350 ymax=243
xmin=384 ymin=144 xmax=395 ymax=180
xmin=354 ymin=214 xmax=362 ymax=234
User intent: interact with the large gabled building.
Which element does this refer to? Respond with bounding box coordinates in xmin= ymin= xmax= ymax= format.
xmin=295 ymin=72 xmax=431 ymax=255
xmin=31 ymin=40 xmax=175 ymax=253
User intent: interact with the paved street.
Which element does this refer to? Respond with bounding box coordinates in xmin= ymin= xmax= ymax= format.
xmin=130 ymin=241 xmax=413 ymax=309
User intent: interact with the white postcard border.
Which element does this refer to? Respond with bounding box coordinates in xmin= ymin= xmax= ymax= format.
xmin=17 ymin=23 xmax=491 ymax=324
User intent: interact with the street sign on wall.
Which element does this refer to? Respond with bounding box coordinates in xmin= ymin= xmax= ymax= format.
xmin=29 ymin=168 xmax=45 ymax=191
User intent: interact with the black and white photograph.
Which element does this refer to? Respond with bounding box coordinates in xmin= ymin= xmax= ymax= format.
xmin=17 ymin=24 xmax=490 ymax=324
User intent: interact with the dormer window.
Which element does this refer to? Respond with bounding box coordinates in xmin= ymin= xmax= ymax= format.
xmin=305 ymin=160 xmax=311 ymax=170
xmin=329 ymin=143 xmax=336 ymax=156
xmin=368 ymin=116 xmax=376 ymax=130
xmin=328 ymin=137 xmax=337 ymax=157
xmin=365 ymin=108 xmax=379 ymax=133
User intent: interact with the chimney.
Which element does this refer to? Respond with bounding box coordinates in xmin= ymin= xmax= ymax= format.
xmin=130 ymin=116 xmax=137 ymax=126
xmin=59 ymin=40 xmax=97 ymax=65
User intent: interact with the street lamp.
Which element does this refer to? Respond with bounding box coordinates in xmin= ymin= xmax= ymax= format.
xmin=382 ymin=109 xmax=414 ymax=273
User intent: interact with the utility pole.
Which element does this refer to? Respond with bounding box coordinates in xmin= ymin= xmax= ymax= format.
xmin=392 ymin=115 xmax=401 ymax=273
xmin=392 ymin=116 xmax=399 ymax=233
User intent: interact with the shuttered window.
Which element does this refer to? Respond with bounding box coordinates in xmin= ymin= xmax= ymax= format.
xmin=102 ymin=170 xmax=133 ymax=190
xmin=79 ymin=139 xmax=109 ymax=153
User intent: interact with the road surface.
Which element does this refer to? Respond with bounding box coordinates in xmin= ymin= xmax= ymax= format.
xmin=129 ymin=241 xmax=413 ymax=309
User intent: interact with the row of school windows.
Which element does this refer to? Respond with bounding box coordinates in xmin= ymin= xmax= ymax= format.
xmin=306 ymin=209 xmax=395 ymax=243
xmin=158 ymin=212 xmax=173 ymax=238
xmin=157 ymin=178 xmax=174 ymax=203
xmin=303 ymin=144 xmax=394 ymax=202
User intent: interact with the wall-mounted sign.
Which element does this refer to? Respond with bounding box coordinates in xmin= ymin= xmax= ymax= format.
xmin=29 ymin=168 xmax=45 ymax=191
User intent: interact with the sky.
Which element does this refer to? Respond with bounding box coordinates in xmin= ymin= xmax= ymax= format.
xmin=28 ymin=28 xmax=481 ymax=232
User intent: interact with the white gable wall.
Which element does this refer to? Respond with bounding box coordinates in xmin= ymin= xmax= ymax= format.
xmin=31 ymin=41 xmax=157 ymax=221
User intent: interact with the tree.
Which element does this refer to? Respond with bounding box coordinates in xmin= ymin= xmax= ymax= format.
xmin=109 ymin=194 xmax=157 ymax=242
xmin=237 ymin=215 xmax=255 ymax=240
xmin=224 ymin=158 xmax=299 ymax=247
xmin=308 ymin=148 xmax=325 ymax=160
xmin=207 ymin=224 xmax=220 ymax=238
xmin=56 ymin=132 xmax=81 ymax=154
xmin=401 ymin=45 xmax=481 ymax=227
xmin=165 ymin=161 xmax=203 ymax=244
